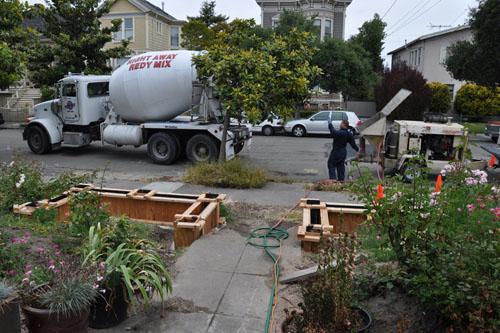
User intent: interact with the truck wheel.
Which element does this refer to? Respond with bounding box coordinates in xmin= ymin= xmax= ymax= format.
xmin=27 ymin=125 xmax=52 ymax=154
xmin=399 ymin=162 xmax=422 ymax=183
xmin=262 ymin=126 xmax=274 ymax=136
xmin=234 ymin=142 xmax=244 ymax=154
xmin=186 ymin=134 xmax=219 ymax=163
xmin=492 ymin=136 xmax=498 ymax=143
xmin=292 ymin=125 xmax=306 ymax=137
xmin=147 ymin=132 xmax=178 ymax=165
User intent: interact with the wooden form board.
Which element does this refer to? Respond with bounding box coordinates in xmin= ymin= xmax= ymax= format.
xmin=13 ymin=184 xmax=226 ymax=248
xmin=297 ymin=198 xmax=365 ymax=253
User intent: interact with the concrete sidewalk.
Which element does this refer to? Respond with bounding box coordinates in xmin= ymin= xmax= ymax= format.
xmin=97 ymin=228 xmax=301 ymax=333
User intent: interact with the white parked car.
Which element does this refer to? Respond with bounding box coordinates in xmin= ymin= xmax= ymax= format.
xmin=251 ymin=114 xmax=284 ymax=136
xmin=283 ymin=110 xmax=361 ymax=137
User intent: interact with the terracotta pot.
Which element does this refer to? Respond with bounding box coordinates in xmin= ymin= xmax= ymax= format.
xmin=89 ymin=284 xmax=128 ymax=329
xmin=0 ymin=296 xmax=21 ymax=333
xmin=275 ymin=307 xmax=372 ymax=333
xmin=22 ymin=305 xmax=89 ymax=333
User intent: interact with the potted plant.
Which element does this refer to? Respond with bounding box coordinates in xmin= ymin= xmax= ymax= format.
xmin=83 ymin=216 xmax=173 ymax=328
xmin=0 ymin=280 xmax=20 ymax=333
xmin=278 ymin=229 xmax=372 ymax=333
xmin=17 ymin=247 xmax=98 ymax=333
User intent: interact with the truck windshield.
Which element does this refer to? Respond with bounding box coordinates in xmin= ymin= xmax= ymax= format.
xmin=87 ymin=82 xmax=109 ymax=98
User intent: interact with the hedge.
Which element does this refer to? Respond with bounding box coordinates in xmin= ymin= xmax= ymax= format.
xmin=427 ymin=82 xmax=451 ymax=113
xmin=455 ymin=84 xmax=500 ymax=116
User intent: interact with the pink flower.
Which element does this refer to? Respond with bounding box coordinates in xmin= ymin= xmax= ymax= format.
xmin=49 ymin=260 xmax=55 ymax=265
xmin=29 ymin=281 xmax=35 ymax=286
xmin=93 ymin=284 xmax=99 ymax=289
xmin=48 ymin=265 xmax=55 ymax=270
xmin=54 ymin=270 xmax=61 ymax=273
xmin=26 ymin=270 xmax=32 ymax=276
xmin=477 ymin=221 xmax=481 ymax=225
xmin=24 ymin=233 xmax=30 ymax=238
xmin=97 ymin=276 xmax=103 ymax=282
xmin=26 ymin=265 xmax=31 ymax=269
xmin=22 ymin=278 xmax=29 ymax=283
xmin=11 ymin=238 xmax=18 ymax=243
xmin=9 ymin=270 xmax=14 ymax=275
xmin=53 ymin=245 xmax=59 ymax=250
xmin=38 ymin=248 xmax=44 ymax=253
xmin=480 ymin=204 xmax=486 ymax=209
xmin=99 ymin=263 xmax=105 ymax=270
xmin=376 ymin=234 xmax=381 ymax=239
xmin=19 ymin=239 xmax=25 ymax=243
xmin=59 ymin=261 xmax=65 ymax=265
xmin=55 ymin=252 xmax=60 ymax=256
xmin=65 ymin=212 xmax=70 ymax=216
xmin=477 ymin=199 xmax=482 ymax=203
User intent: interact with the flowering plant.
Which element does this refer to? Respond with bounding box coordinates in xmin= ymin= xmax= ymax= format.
xmin=351 ymin=156 xmax=500 ymax=331
xmin=16 ymin=244 xmax=99 ymax=318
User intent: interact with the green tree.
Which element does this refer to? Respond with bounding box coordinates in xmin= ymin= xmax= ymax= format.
xmin=0 ymin=0 xmax=37 ymax=90
xmin=455 ymin=84 xmax=500 ymax=116
xmin=193 ymin=20 xmax=320 ymax=161
xmin=312 ymin=38 xmax=378 ymax=100
xmin=274 ymin=9 xmax=319 ymax=38
xmin=27 ymin=0 xmax=129 ymax=86
xmin=445 ymin=0 xmax=500 ymax=87
xmin=374 ymin=62 xmax=431 ymax=121
xmin=181 ymin=0 xmax=228 ymax=51
xmin=427 ymin=82 xmax=451 ymax=113
xmin=349 ymin=13 xmax=387 ymax=73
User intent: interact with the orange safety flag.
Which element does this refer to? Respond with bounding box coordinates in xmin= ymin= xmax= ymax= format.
xmin=376 ymin=185 xmax=384 ymax=200
xmin=489 ymin=154 xmax=495 ymax=167
xmin=435 ymin=174 xmax=442 ymax=193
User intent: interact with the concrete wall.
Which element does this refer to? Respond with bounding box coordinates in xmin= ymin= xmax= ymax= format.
xmin=0 ymin=108 xmax=30 ymax=122
xmin=346 ymin=101 xmax=377 ymax=118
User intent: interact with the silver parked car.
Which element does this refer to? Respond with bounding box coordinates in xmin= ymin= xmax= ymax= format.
xmin=283 ymin=110 xmax=361 ymax=137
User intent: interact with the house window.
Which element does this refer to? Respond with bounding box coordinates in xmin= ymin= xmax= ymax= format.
xmin=447 ymin=84 xmax=455 ymax=99
xmin=272 ymin=19 xmax=279 ymax=29
xmin=410 ymin=48 xmax=421 ymax=67
xmin=156 ymin=21 xmax=162 ymax=34
xmin=440 ymin=46 xmax=449 ymax=64
xmin=314 ymin=19 xmax=321 ymax=30
xmin=325 ymin=20 xmax=332 ymax=38
xmin=170 ymin=27 xmax=179 ymax=47
xmin=114 ymin=18 xmax=133 ymax=41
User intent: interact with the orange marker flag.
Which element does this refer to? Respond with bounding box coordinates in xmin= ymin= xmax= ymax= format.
xmin=376 ymin=185 xmax=384 ymax=200
xmin=435 ymin=174 xmax=442 ymax=193
xmin=488 ymin=154 xmax=495 ymax=167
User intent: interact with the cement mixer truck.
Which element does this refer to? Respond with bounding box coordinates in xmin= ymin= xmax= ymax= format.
xmin=22 ymin=50 xmax=251 ymax=164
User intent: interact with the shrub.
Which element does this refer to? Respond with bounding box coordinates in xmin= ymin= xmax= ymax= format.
xmin=427 ymin=82 xmax=451 ymax=113
xmin=299 ymin=110 xmax=317 ymax=118
xmin=351 ymin=158 xmax=500 ymax=331
xmin=182 ymin=158 xmax=267 ymax=189
xmin=374 ymin=62 xmax=431 ymax=120
xmin=40 ymin=88 xmax=55 ymax=102
xmin=455 ymin=83 xmax=500 ymax=116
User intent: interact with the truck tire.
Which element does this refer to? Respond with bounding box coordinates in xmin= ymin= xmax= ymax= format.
xmin=147 ymin=132 xmax=178 ymax=165
xmin=492 ymin=136 xmax=498 ymax=143
xmin=186 ymin=134 xmax=219 ymax=163
xmin=27 ymin=125 xmax=52 ymax=154
xmin=292 ymin=125 xmax=306 ymax=137
xmin=234 ymin=142 xmax=244 ymax=154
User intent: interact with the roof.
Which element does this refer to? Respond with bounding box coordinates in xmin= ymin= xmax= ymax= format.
xmin=388 ymin=25 xmax=471 ymax=55
xmin=131 ymin=0 xmax=184 ymax=23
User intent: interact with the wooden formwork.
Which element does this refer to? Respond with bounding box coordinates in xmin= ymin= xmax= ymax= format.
xmin=13 ymin=184 xmax=226 ymax=248
xmin=297 ymin=198 xmax=365 ymax=253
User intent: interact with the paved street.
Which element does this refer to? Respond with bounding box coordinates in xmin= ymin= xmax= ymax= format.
xmin=0 ymin=126 xmax=495 ymax=186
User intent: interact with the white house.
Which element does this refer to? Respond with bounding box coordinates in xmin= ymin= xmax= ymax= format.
xmin=388 ymin=25 xmax=472 ymax=100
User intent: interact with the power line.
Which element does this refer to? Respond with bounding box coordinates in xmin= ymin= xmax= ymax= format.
xmin=388 ymin=0 xmax=443 ymax=36
xmin=387 ymin=0 xmax=428 ymax=33
xmin=381 ymin=0 xmax=399 ymax=20
xmin=387 ymin=0 xmax=435 ymax=35
xmin=449 ymin=8 xmax=468 ymax=26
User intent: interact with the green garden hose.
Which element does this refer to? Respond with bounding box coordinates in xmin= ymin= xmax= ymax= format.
xmin=247 ymin=227 xmax=289 ymax=333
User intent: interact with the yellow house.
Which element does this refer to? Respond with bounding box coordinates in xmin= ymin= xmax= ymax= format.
xmin=101 ymin=0 xmax=186 ymax=68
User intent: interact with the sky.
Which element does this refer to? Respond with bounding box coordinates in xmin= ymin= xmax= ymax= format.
xmin=28 ymin=0 xmax=479 ymax=65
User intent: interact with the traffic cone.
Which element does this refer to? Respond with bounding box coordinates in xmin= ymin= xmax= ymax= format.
xmin=376 ymin=185 xmax=384 ymax=200
xmin=435 ymin=174 xmax=442 ymax=193
xmin=488 ymin=154 xmax=495 ymax=167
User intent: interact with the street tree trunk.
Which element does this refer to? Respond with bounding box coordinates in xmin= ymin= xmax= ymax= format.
xmin=219 ymin=108 xmax=230 ymax=163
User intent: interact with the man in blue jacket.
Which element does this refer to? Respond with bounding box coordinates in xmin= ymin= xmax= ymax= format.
xmin=327 ymin=117 xmax=359 ymax=181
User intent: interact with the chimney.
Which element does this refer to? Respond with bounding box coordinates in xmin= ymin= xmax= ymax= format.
xmin=162 ymin=1 xmax=164 ymax=11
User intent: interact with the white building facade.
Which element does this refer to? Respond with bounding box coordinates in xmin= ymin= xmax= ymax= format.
xmin=255 ymin=0 xmax=352 ymax=40
xmin=388 ymin=26 xmax=472 ymax=100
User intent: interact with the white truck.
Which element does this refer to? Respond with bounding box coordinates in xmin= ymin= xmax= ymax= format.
xmin=23 ymin=50 xmax=251 ymax=164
